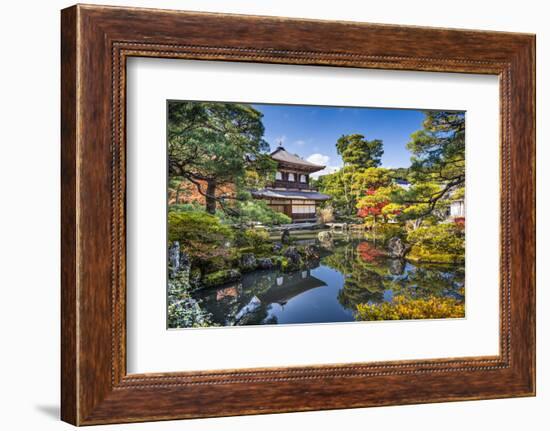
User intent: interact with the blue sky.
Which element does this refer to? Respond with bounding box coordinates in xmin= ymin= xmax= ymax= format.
xmin=251 ymin=103 xmax=426 ymax=178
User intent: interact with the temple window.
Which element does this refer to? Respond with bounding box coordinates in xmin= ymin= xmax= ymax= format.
xmin=288 ymin=173 xmax=295 ymax=182
xmin=292 ymin=205 xmax=316 ymax=214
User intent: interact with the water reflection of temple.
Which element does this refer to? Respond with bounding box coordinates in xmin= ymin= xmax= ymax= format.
xmin=202 ymin=268 xmax=327 ymax=326
xmin=258 ymin=270 xmax=327 ymax=307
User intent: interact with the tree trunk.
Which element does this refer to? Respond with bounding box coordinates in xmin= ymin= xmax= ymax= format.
xmin=205 ymin=180 xmax=217 ymax=214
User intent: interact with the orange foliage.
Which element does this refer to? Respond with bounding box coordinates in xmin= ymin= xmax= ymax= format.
xmin=169 ymin=179 xmax=234 ymax=206
xmin=357 ymin=242 xmax=385 ymax=263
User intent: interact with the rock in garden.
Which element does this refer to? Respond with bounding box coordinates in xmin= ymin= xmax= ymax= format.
xmin=188 ymin=268 xmax=202 ymax=290
xmin=281 ymin=229 xmax=291 ymax=244
xmin=317 ymin=231 xmax=334 ymax=249
xmin=387 ymin=237 xmax=411 ymax=259
xmin=317 ymin=231 xmax=333 ymax=242
xmin=240 ymin=253 xmax=257 ymax=272
xmin=388 ymin=258 xmax=406 ymax=275
xmin=257 ymin=257 xmax=274 ymax=269
xmin=168 ymin=241 xmax=181 ymax=278
xmin=180 ymin=251 xmax=190 ymax=268
xmin=235 ymin=296 xmax=262 ymax=323
xmin=283 ymin=246 xmax=301 ymax=265
xmin=272 ymin=241 xmax=283 ymax=252
xmin=304 ymin=244 xmax=320 ymax=261
xmin=283 ymin=246 xmax=301 ymax=264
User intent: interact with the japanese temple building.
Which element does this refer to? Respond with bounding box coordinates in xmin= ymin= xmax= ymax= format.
xmin=251 ymin=146 xmax=331 ymax=222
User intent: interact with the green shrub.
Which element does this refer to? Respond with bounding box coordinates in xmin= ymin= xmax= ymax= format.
xmin=168 ymin=211 xmax=233 ymax=244
xmin=168 ymin=202 xmax=204 ymax=213
xmin=279 ymin=257 xmax=292 ymax=272
xmin=168 ymin=211 xmax=234 ymax=272
xmin=203 ymin=256 xmax=229 ymax=273
xmin=406 ymin=223 xmax=465 ymax=263
xmin=167 ymin=270 xmax=215 ymax=328
xmin=202 ymin=269 xmax=241 ymax=288
xmin=356 ymin=295 xmax=465 ymax=321
xmin=234 ymin=200 xmax=291 ymax=225
xmin=280 ymin=256 xmax=301 ymax=272
xmin=234 ymin=228 xmax=270 ymax=248
xmin=270 ymin=255 xmax=283 ymax=266
xmin=365 ymin=223 xmax=405 ymax=243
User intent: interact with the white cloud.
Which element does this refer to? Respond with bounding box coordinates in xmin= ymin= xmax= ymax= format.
xmin=306 ymin=153 xmax=342 ymax=179
xmin=312 ymin=165 xmax=342 ymax=179
xmin=306 ymin=153 xmax=330 ymax=166
xmin=294 ymin=139 xmax=306 ymax=146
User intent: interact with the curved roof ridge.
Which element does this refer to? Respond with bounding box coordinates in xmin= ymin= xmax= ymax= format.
xmin=270 ymin=146 xmax=325 ymax=170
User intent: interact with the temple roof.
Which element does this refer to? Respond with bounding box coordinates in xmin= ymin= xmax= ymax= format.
xmin=270 ymin=146 xmax=325 ymax=172
xmin=258 ymin=272 xmax=327 ymax=305
xmin=251 ymin=189 xmax=331 ymax=201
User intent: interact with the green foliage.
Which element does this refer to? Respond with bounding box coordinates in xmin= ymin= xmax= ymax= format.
xmin=233 ymin=228 xmax=273 ymax=258
xmin=325 ymin=242 xmax=387 ymax=308
xmin=168 ymin=211 xmax=233 ymax=272
xmin=316 ymin=169 xmax=351 ymax=215
xmin=356 ymin=295 xmax=465 ymax=321
xmin=390 ymin=178 xmax=456 ymax=224
xmin=407 ymin=223 xmax=465 ymax=263
xmin=336 ymin=134 xmax=383 ymax=168
xmin=389 ymin=167 xmax=410 ymax=180
xmin=317 ymin=136 xmax=384 ymax=217
xmin=320 ymin=238 xmax=464 ymax=313
xmin=167 ymin=270 xmax=215 ymax=328
xmin=407 ymin=111 xmax=465 ymax=181
xmin=317 ymin=167 xmax=392 ymax=218
xmin=364 ymin=223 xmax=405 ymax=243
xmin=280 ymin=256 xmax=301 ymax=272
xmin=393 ymin=265 xmax=465 ymax=299
xmin=451 ymin=186 xmax=465 ymax=200
xmin=168 ymin=101 xmax=275 ymax=213
xmin=395 ymin=111 xmax=466 ymax=221
xmin=168 ymin=211 xmax=233 ymax=244
xmin=168 ymin=201 xmax=204 ymax=213
xmin=234 ymin=228 xmax=270 ymax=248
xmin=351 ymin=167 xmax=392 ymax=193
xmin=231 ymin=198 xmax=291 ymax=226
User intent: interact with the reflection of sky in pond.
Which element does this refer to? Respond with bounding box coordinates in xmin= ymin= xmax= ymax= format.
xmin=191 ymin=239 xmax=465 ymax=327
xmin=266 ymin=266 xmax=353 ymax=324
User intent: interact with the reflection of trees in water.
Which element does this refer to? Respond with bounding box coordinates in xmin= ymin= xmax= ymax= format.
xmin=193 ymin=239 xmax=465 ymax=326
xmin=324 ymin=241 xmax=386 ymax=311
xmin=322 ymin=239 xmax=464 ymax=313
xmin=337 ymin=270 xmax=385 ymax=310
xmin=392 ymin=265 xmax=465 ymax=300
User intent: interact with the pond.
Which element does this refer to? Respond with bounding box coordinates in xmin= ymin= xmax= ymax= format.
xmin=191 ymin=238 xmax=465 ymax=326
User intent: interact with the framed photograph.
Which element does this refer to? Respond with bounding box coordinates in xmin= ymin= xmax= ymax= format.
xmin=61 ymin=4 xmax=535 ymax=425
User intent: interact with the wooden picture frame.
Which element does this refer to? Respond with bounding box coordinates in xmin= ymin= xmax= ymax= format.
xmin=61 ymin=4 xmax=535 ymax=425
